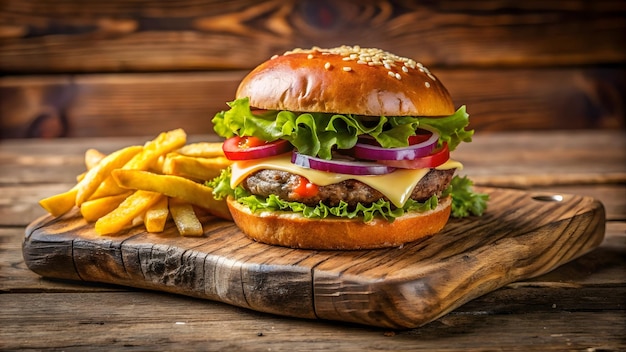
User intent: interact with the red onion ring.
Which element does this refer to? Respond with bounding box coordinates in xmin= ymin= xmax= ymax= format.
xmin=378 ymin=142 xmax=450 ymax=169
xmin=352 ymin=130 xmax=439 ymax=161
xmin=291 ymin=152 xmax=396 ymax=175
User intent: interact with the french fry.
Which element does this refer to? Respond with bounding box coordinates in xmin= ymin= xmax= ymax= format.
xmin=38 ymin=129 xmax=232 ymax=238
xmin=124 ymin=128 xmax=187 ymax=171
xmin=40 ymin=147 xmax=108 ymax=216
xmin=131 ymin=214 xmax=145 ymax=227
xmin=176 ymin=142 xmax=225 ymax=158
xmin=144 ymin=195 xmax=169 ymax=233
xmin=75 ymin=145 xmax=143 ymax=206
xmin=154 ymin=154 xmax=166 ymax=174
xmin=90 ymin=129 xmax=187 ymax=199
xmin=39 ymin=186 xmax=78 ymax=217
xmin=162 ymin=154 xmax=232 ymax=181
xmin=112 ymin=169 xmax=232 ymax=220
xmin=80 ymin=192 xmax=132 ymax=222
xmin=95 ymin=190 xmax=162 ymax=235
xmin=169 ymin=198 xmax=203 ymax=236
xmin=89 ymin=177 xmax=124 ymax=200
xmin=85 ymin=148 xmax=107 ymax=170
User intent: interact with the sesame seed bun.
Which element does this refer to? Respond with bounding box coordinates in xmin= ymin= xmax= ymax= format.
xmin=226 ymin=196 xmax=452 ymax=250
xmin=236 ymin=46 xmax=455 ymax=117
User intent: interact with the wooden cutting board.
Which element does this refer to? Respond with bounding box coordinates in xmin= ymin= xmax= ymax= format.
xmin=23 ymin=187 xmax=605 ymax=329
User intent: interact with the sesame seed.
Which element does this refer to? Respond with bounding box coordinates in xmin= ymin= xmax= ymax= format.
xmin=271 ymin=54 xmax=279 ymax=60
xmin=343 ymin=66 xmax=352 ymax=72
xmin=307 ymin=54 xmax=314 ymax=59
xmin=281 ymin=45 xmax=436 ymax=79
xmin=324 ymin=62 xmax=332 ymax=70
xmin=388 ymin=71 xmax=395 ymax=77
xmin=425 ymin=82 xmax=431 ymax=88
xmin=395 ymin=73 xmax=402 ymax=80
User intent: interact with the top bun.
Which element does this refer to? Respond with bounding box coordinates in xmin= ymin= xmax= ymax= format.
xmin=236 ymin=45 xmax=455 ymax=117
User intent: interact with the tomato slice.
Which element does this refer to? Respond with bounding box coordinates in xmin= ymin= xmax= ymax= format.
xmin=408 ymin=133 xmax=434 ymax=144
xmin=293 ymin=176 xmax=319 ymax=198
xmin=222 ymin=136 xmax=292 ymax=160
xmin=377 ymin=143 xmax=450 ymax=169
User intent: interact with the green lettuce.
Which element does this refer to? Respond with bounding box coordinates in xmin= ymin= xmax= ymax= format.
xmin=443 ymin=175 xmax=489 ymax=217
xmin=212 ymin=97 xmax=474 ymax=160
xmin=208 ymin=168 xmax=488 ymax=223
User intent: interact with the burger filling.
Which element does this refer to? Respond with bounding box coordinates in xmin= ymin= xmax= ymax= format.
xmin=243 ymin=169 xmax=455 ymax=208
xmin=209 ymin=97 xmax=488 ymax=222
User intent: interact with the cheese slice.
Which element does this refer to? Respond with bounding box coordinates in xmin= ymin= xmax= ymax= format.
xmin=230 ymin=154 xmax=463 ymax=208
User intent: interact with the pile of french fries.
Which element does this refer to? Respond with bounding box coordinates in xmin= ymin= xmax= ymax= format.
xmin=38 ymin=128 xmax=232 ymax=237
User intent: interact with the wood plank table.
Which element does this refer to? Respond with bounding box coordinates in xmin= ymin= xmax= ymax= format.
xmin=1 ymin=130 xmax=625 ymax=351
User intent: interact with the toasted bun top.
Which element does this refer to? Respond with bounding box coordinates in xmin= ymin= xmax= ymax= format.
xmin=236 ymin=46 xmax=455 ymax=117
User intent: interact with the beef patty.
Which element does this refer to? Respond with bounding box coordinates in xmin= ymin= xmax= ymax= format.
xmin=242 ymin=168 xmax=455 ymax=208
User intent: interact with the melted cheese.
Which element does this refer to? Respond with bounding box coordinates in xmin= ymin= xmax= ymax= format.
xmin=230 ymin=154 xmax=463 ymax=208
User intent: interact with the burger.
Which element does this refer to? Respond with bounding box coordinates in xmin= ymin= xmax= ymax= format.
xmin=209 ymin=45 xmax=487 ymax=250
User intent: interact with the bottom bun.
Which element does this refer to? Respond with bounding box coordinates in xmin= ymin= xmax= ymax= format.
xmin=226 ymin=197 xmax=452 ymax=250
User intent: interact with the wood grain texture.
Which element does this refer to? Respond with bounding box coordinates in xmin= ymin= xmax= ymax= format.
xmin=23 ymin=187 xmax=605 ymax=328
xmin=1 ymin=67 xmax=623 ymax=139
xmin=2 ymin=291 xmax=624 ymax=351
xmin=1 ymin=0 xmax=624 ymax=73
xmin=1 ymin=1 xmax=625 ymax=138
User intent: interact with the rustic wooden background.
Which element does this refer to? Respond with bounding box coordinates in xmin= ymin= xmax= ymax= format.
xmin=1 ymin=0 xmax=625 ymax=139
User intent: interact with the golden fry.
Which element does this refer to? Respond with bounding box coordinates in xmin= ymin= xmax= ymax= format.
xmin=85 ymin=148 xmax=107 ymax=170
xmin=40 ymin=148 xmax=107 ymax=216
xmin=89 ymin=176 xmax=123 ymax=200
xmin=38 ymin=129 xmax=233 ymax=237
xmin=90 ymin=129 xmax=187 ymax=199
xmin=95 ymin=190 xmax=162 ymax=235
xmin=124 ymin=128 xmax=187 ymax=171
xmin=176 ymin=142 xmax=225 ymax=158
xmin=39 ymin=187 xmax=78 ymax=217
xmin=154 ymin=154 xmax=166 ymax=174
xmin=112 ymin=169 xmax=232 ymax=220
xmin=75 ymin=145 xmax=143 ymax=206
xmin=80 ymin=192 xmax=132 ymax=222
xmin=131 ymin=214 xmax=145 ymax=227
xmin=144 ymin=195 xmax=169 ymax=233
xmin=169 ymin=198 xmax=203 ymax=236
xmin=162 ymin=154 xmax=232 ymax=181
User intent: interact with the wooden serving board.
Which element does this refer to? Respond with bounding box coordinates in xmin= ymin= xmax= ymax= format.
xmin=23 ymin=187 xmax=605 ymax=329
